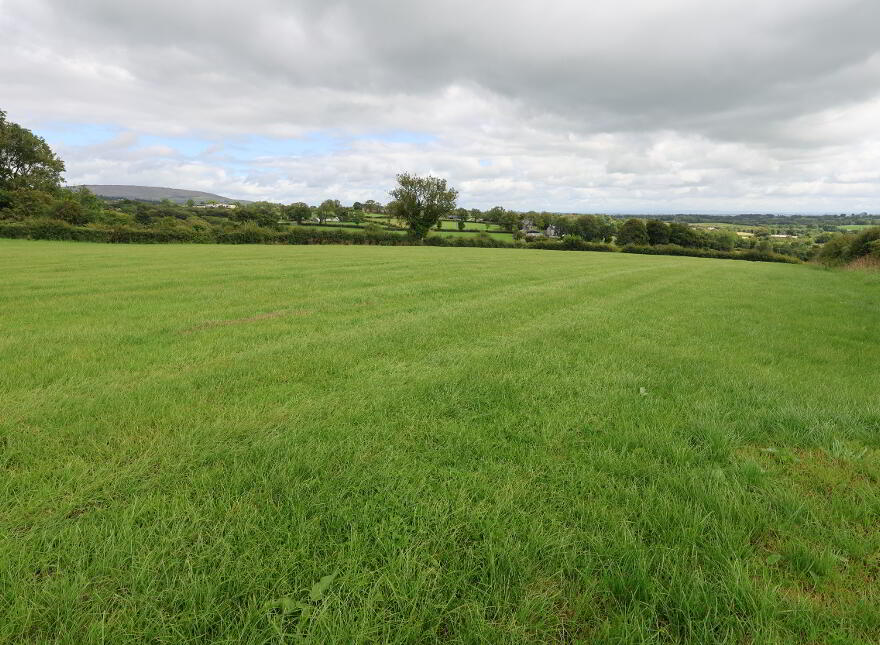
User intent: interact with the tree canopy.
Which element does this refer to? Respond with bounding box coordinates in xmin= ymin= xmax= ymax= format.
xmin=616 ymin=218 xmax=649 ymax=246
xmin=0 ymin=110 xmax=65 ymax=191
xmin=388 ymin=173 xmax=458 ymax=238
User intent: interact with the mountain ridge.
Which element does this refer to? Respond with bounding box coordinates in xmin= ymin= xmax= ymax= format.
xmin=73 ymin=185 xmax=253 ymax=205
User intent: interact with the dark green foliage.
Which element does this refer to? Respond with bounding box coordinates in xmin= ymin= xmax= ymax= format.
xmin=50 ymin=198 xmax=88 ymax=226
xmin=388 ymin=173 xmax=458 ymax=238
xmin=0 ymin=110 xmax=65 ymax=191
xmin=528 ymin=238 xmax=617 ymax=252
xmin=848 ymin=226 xmax=880 ymax=259
xmin=756 ymin=239 xmax=773 ymax=254
xmin=0 ymin=188 xmax=54 ymax=220
xmin=668 ymin=222 xmax=701 ymax=247
xmin=645 ymin=219 xmax=670 ymax=245
xmin=616 ymin=218 xmax=649 ymax=246
xmin=559 ymin=214 xmax=617 ymax=242
xmin=621 ymin=244 xmax=801 ymax=264
xmin=284 ymin=202 xmax=311 ymax=224
xmin=233 ymin=201 xmax=281 ymax=227
xmin=817 ymin=227 xmax=880 ymax=266
xmin=703 ymin=229 xmax=738 ymax=251
xmin=317 ymin=199 xmax=340 ymax=224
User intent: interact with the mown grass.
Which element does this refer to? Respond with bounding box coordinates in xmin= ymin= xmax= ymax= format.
xmin=1 ymin=239 xmax=878 ymax=644
xmin=430 ymin=229 xmax=515 ymax=241
xmin=434 ymin=220 xmax=504 ymax=232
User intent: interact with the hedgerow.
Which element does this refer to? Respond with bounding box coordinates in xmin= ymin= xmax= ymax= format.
xmin=0 ymin=218 xmax=802 ymax=263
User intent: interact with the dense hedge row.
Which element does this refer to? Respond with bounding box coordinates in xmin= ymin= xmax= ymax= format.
xmin=621 ymin=243 xmax=802 ymax=264
xmin=0 ymin=218 xmax=802 ymax=263
xmin=816 ymin=226 xmax=880 ymax=266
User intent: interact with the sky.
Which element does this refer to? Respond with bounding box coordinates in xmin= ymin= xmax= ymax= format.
xmin=2 ymin=0 xmax=879 ymax=213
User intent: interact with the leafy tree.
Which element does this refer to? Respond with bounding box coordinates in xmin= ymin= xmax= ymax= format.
xmin=234 ymin=201 xmax=281 ymax=227
xmin=388 ymin=173 xmax=458 ymax=239
xmin=616 ymin=218 xmax=649 ymax=246
xmin=486 ymin=206 xmax=505 ymax=224
xmin=499 ymin=210 xmax=522 ymax=232
xmin=285 ymin=201 xmax=311 ymax=224
xmin=756 ymin=239 xmax=773 ymax=254
xmin=0 ymin=110 xmax=65 ymax=191
xmin=533 ymin=212 xmax=552 ymax=230
xmin=705 ymin=229 xmax=737 ymax=251
xmin=317 ymin=199 xmax=340 ymax=224
xmin=668 ymin=222 xmax=700 ymax=247
xmin=457 ymin=218 xmax=466 ymax=231
xmin=645 ymin=219 xmax=670 ymax=245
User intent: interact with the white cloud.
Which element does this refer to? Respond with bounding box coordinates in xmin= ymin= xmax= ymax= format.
xmin=1 ymin=0 xmax=879 ymax=212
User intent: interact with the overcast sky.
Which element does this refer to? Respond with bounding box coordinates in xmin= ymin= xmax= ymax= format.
xmin=3 ymin=0 xmax=879 ymax=212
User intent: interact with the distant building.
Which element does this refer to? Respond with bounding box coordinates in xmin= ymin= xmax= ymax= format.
xmin=194 ymin=203 xmax=237 ymax=209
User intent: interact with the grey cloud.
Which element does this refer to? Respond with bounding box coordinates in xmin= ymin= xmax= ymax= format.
xmin=2 ymin=0 xmax=879 ymax=211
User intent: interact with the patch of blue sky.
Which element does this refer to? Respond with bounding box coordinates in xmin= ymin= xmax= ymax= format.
xmin=139 ymin=134 xmax=211 ymax=156
xmin=32 ymin=122 xmax=123 ymax=147
xmin=32 ymin=122 xmax=434 ymax=165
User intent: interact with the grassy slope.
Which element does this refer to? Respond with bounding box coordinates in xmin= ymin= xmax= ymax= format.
xmin=1 ymin=240 xmax=878 ymax=644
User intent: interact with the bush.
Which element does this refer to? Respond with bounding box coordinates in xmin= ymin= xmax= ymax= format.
xmin=848 ymin=226 xmax=880 ymax=260
xmin=528 ymin=238 xmax=615 ymax=252
xmin=816 ymin=234 xmax=855 ymax=266
xmin=622 ymin=244 xmax=800 ymax=264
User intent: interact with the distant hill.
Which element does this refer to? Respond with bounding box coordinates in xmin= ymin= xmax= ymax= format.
xmin=74 ymin=185 xmax=252 ymax=205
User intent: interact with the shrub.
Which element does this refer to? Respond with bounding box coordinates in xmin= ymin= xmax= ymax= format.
xmin=848 ymin=226 xmax=880 ymax=260
xmin=668 ymin=222 xmax=700 ymax=247
xmin=622 ymin=244 xmax=800 ymax=264
xmin=816 ymin=234 xmax=855 ymax=266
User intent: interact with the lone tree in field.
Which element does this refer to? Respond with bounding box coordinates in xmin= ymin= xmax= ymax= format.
xmin=389 ymin=173 xmax=458 ymax=239
xmin=0 ymin=109 xmax=65 ymax=191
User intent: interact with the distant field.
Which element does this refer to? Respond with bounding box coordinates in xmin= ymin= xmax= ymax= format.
xmin=430 ymin=229 xmax=514 ymax=241
xmin=1 ymin=240 xmax=878 ymax=644
xmin=295 ymin=224 xmax=372 ymax=234
xmin=435 ymin=220 xmax=502 ymax=232
xmin=365 ymin=217 xmax=506 ymax=234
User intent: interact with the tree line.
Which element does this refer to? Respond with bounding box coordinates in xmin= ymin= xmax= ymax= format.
xmin=2 ymin=109 xmax=874 ymax=266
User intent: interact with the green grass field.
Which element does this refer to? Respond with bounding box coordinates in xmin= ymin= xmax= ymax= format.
xmin=434 ymin=220 xmax=504 ymax=232
xmin=2 ymin=239 xmax=879 ymax=644
xmin=430 ymin=229 xmax=514 ymax=241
